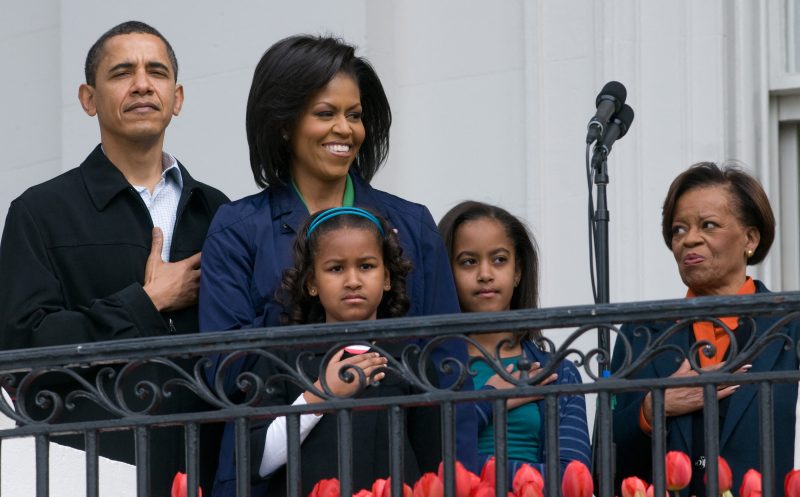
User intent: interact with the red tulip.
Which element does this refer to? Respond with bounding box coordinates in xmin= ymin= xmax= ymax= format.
xmin=414 ymin=473 xmax=444 ymax=497
xmin=562 ymin=460 xmax=593 ymax=497
xmin=311 ymin=478 xmax=341 ymax=497
xmin=515 ymin=482 xmax=543 ymax=497
xmin=664 ymin=451 xmax=692 ymax=491
xmin=646 ymin=484 xmax=669 ymax=497
xmin=480 ymin=457 xmax=496 ymax=487
xmin=353 ymin=490 xmax=373 ymax=497
xmin=471 ymin=483 xmax=496 ymax=497
xmin=373 ymin=478 xmax=412 ymax=497
xmin=621 ymin=477 xmax=647 ymax=497
xmin=470 ymin=472 xmax=481 ymax=490
xmin=740 ymin=470 xmax=762 ymax=497
xmin=438 ymin=461 xmax=480 ymax=497
xmin=702 ymin=456 xmax=732 ymax=493
xmin=373 ymin=479 xmax=389 ymax=497
xmin=512 ymin=464 xmax=544 ymax=497
xmin=786 ymin=469 xmax=800 ymax=497
xmin=171 ymin=472 xmax=202 ymax=497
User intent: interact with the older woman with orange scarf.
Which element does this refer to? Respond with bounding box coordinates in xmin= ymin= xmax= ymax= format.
xmin=610 ymin=162 xmax=800 ymax=497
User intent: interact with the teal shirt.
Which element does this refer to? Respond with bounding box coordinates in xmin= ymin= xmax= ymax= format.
xmin=471 ymin=355 xmax=542 ymax=463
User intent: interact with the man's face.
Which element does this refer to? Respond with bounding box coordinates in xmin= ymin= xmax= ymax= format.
xmin=79 ymin=33 xmax=183 ymax=145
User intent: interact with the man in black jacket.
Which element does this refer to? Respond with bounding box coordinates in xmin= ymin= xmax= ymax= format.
xmin=0 ymin=21 xmax=228 ymax=495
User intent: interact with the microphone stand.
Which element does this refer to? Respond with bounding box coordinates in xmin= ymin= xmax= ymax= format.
xmin=592 ymin=147 xmax=611 ymax=366
xmin=591 ymin=145 xmax=614 ymax=497
xmin=587 ymin=101 xmax=632 ymax=497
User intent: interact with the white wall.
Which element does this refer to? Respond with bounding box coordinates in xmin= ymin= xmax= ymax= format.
xmin=0 ymin=1 xmax=62 ymax=229
xmin=0 ymin=1 xmax=782 ymax=494
xmin=3 ymin=1 xmax=776 ymax=305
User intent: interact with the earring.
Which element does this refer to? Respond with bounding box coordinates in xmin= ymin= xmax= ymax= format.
xmin=281 ymin=131 xmax=289 ymax=140
xmin=746 ymin=249 xmax=754 ymax=258
xmin=384 ymin=283 xmax=391 ymax=291
xmin=309 ymin=287 xmax=317 ymax=296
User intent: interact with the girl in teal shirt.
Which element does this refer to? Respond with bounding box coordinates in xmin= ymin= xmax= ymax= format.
xmin=438 ymin=201 xmax=591 ymax=477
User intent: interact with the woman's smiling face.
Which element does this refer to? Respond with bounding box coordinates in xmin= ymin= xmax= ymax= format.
xmin=290 ymin=72 xmax=365 ymax=186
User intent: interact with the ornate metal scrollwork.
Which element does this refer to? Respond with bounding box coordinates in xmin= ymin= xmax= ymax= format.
xmin=4 ymin=306 xmax=799 ymax=426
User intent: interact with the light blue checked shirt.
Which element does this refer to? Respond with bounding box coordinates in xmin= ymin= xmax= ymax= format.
xmin=130 ymin=152 xmax=183 ymax=262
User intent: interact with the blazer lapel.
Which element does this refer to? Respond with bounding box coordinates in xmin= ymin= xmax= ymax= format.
xmin=719 ymin=314 xmax=785 ymax=449
xmin=647 ymin=322 xmax=694 ymax=451
xmin=653 ymin=326 xmax=690 ymax=377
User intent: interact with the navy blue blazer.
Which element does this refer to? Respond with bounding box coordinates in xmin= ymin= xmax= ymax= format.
xmin=199 ymin=173 xmax=478 ymax=495
xmin=610 ymin=281 xmax=799 ymax=497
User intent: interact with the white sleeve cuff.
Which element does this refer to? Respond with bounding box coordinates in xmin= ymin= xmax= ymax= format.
xmin=258 ymin=393 xmax=324 ymax=477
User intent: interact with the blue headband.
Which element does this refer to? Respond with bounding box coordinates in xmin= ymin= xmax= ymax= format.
xmin=307 ymin=207 xmax=386 ymax=237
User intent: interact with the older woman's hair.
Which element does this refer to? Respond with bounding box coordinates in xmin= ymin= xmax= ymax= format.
xmin=661 ymin=161 xmax=775 ymax=264
xmin=246 ymin=35 xmax=392 ymax=188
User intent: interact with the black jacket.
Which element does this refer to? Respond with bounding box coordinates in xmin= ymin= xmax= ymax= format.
xmin=610 ymin=281 xmax=800 ymax=497
xmin=249 ymin=341 xmax=441 ymax=497
xmin=0 ymin=144 xmax=229 ymax=495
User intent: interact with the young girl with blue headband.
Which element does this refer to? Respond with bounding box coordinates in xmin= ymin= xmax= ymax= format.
xmin=248 ymin=207 xmax=440 ymax=497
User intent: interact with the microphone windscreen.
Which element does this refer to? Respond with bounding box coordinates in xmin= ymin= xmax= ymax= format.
xmin=615 ymin=104 xmax=635 ymax=138
xmin=596 ymin=81 xmax=627 ymax=108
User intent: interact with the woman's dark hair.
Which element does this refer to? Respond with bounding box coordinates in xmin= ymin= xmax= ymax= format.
xmin=661 ymin=161 xmax=775 ymax=265
xmin=279 ymin=208 xmax=411 ymax=324
xmin=438 ymin=201 xmax=541 ymax=339
xmin=246 ymin=35 xmax=392 ymax=188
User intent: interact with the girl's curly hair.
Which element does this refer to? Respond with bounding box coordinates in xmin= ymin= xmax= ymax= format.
xmin=278 ymin=208 xmax=412 ymax=324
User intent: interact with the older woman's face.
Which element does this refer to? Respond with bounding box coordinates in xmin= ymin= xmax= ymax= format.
xmin=290 ymin=73 xmax=366 ymax=187
xmin=670 ymin=185 xmax=760 ymax=296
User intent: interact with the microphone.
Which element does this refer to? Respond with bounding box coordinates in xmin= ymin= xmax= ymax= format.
xmin=586 ymin=81 xmax=627 ymax=144
xmin=591 ymin=104 xmax=634 ymax=167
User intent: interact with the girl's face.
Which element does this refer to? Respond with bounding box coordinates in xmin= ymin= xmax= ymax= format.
xmin=290 ymin=72 xmax=366 ymax=186
xmin=307 ymin=227 xmax=390 ymax=323
xmin=451 ymin=217 xmax=521 ymax=313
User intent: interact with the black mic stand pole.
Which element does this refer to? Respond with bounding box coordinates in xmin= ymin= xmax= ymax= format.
xmin=593 ymin=147 xmax=611 ymax=363
xmin=592 ymin=145 xmax=614 ymax=497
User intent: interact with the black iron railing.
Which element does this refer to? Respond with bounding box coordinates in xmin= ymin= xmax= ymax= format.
xmin=1 ymin=291 xmax=799 ymax=497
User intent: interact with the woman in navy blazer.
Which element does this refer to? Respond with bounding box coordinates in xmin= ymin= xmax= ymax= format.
xmin=199 ymin=35 xmax=476 ymax=497
xmin=610 ymin=162 xmax=799 ymax=497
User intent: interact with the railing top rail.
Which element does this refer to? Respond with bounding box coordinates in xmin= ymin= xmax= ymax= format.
xmin=1 ymin=367 xmax=798 ymax=441
xmin=1 ymin=290 xmax=798 ymax=370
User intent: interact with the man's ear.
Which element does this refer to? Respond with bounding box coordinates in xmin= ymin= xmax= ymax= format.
xmin=172 ymin=84 xmax=184 ymax=116
xmin=78 ymin=84 xmax=97 ymax=117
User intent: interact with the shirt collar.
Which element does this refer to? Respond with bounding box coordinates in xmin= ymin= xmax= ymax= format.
xmin=161 ymin=151 xmax=183 ymax=190
xmin=124 ymin=151 xmax=183 ymax=194
xmin=271 ymin=172 xmax=390 ymax=233
xmin=289 ymin=174 xmax=354 ymax=212
xmin=82 ymin=145 xmax=187 ymax=211
xmin=685 ymin=276 xmax=756 ymax=299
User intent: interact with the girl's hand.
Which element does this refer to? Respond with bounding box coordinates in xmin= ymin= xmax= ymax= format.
xmin=304 ymin=350 xmax=388 ymax=404
xmin=484 ymin=362 xmax=558 ymax=409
